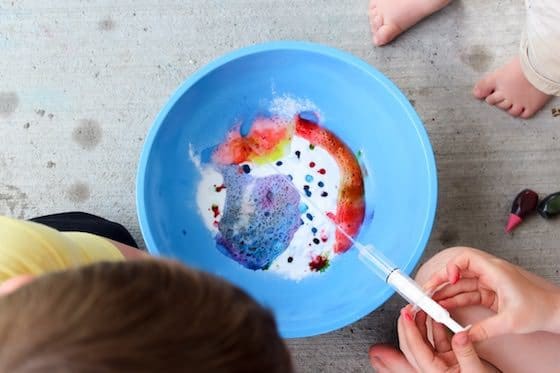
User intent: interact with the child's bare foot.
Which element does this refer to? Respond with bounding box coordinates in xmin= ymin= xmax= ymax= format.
xmin=473 ymin=57 xmax=551 ymax=119
xmin=369 ymin=0 xmax=452 ymax=46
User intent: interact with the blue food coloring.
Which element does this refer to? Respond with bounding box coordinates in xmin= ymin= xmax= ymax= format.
xmin=216 ymin=166 xmax=301 ymax=270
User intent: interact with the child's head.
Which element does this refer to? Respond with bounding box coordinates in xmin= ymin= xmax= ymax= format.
xmin=0 ymin=259 xmax=293 ymax=372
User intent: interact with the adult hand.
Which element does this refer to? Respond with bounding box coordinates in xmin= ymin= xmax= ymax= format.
xmin=424 ymin=247 xmax=560 ymax=342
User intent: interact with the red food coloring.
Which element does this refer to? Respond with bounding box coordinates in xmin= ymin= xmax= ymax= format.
xmin=309 ymin=161 xmax=316 ymax=168
xmin=211 ymin=204 xmax=220 ymax=218
xmin=318 ymin=168 xmax=326 ymax=175
xmin=212 ymin=117 xmax=292 ymax=165
xmin=213 ymin=220 xmax=219 ymax=228
xmin=309 ymin=254 xmax=330 ymax=272
xmin=510 ymin=189 xmax=539 ymax=218
xmin=505 ymin=189 xmax=539 ymax=233
xmin=321 ymin=234 xmax=328 ymax=242
xmin=214 ymin=184 xmax=226 ymax=192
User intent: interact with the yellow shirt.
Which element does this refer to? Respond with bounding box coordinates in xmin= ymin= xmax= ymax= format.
xmin=0 ymin=215 xmax=124 ymax=282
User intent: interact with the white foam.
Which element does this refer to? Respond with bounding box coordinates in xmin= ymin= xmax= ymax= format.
xmin=188 ymin=143 xmax=202 ymax=172
xmin=195 ymin=166 xmax=225 ymax=234
xmin=269 ymin=95 xmax=322 ymax=121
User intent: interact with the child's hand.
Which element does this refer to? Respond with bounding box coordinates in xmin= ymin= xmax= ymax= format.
xmin=424 ymin=247 xmax=560 ymax=342
xmin=397 ymin=306 xmax=491 ymax=372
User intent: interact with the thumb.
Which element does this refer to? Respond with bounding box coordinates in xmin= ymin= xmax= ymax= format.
xmin=468 ymin=315 xmax=506 ymax=342
xmin=451 ymin=332 xmax=484 ymax=372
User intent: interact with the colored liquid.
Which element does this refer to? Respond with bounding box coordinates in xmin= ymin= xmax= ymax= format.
xmin=511 ymin=189 xmax=538 ymax=218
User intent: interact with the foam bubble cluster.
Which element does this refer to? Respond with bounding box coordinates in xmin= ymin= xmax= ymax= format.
xmin=216 ymin=165 xmax=301 ymax=270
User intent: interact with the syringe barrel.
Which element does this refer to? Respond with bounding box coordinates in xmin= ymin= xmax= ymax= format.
xmin=387 ymin=269 xmax=465 ymax=333
xmin=357 ymin=244 xmax=396 ymax=281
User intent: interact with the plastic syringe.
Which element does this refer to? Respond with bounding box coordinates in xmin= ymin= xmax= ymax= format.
xmin=333 ymin=225 xmax=465 ymax=333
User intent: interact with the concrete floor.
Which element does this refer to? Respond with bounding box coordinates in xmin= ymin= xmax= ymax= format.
xmin=1 ymin=0 xmax=559 ymax=371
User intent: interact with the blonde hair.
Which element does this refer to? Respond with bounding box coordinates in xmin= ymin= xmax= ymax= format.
xmin=0 ymin=259 xmax=293 ymax=372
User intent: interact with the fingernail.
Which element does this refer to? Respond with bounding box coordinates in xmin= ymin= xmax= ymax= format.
xmin=451 ymin=273 xmax=460 ymax=284
xmin=401 ymin=308 xmax=413 ymax=322
xmin=455 ymin=331 xmax=469 ymax=346
xmin=373 ymin=36 xmax=379 ymax=45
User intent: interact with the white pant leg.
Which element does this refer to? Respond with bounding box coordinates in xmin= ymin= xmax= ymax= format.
xmin=520 ymin=0 xmax=560 ymax=95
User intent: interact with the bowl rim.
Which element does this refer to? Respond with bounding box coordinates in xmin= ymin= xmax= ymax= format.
xmin=136 ymin=41 xmax=438 ymax=338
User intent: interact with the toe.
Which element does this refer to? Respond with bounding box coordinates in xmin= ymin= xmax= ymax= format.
xmin=509 ymin=105 xmax=524 ymax=117
xmin=485 ymin=91 xmax=504 ymax=105
xmin=473 ymin=75 xmax=496 ymax=99
xmin=369 ymin=10 xmax=378 ymax=33
xmin=497 ymin=99 xmax=513 ymax=110
xmin=521 ymin=107 xmax=536 ymax=119
xmin=374 ymin=23 xmax=402 ymax=46
xmin=372 ymin=15 xmax=383 ymax=31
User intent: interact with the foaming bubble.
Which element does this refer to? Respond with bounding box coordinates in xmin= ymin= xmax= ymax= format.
xmin=216 ymin=167 xmax=301 ymax=270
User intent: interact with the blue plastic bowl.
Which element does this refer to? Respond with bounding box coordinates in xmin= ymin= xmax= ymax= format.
xmin=136 ymin=41 xmax=437 ymax=338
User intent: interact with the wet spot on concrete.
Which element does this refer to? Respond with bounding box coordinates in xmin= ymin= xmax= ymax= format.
xmin=46 ymin=161 xmax=56 ymax=168
xmin=460 ymin=45 xmax=494 ymax=73
xmin=73 ymin=119 xmax=102 ymax=150
xmin=67 ymin=182 xmax=90 ymax=203
xmin=439 ymin=228 xmax=459 ymax=246
xmin=0 ymin=184 xmax=28 ymax=218
xmin=552 ymin=108 xmax=560 ymax=117
xmin=35 ymin=109 xmax=46 ymax=117
xmin=48 ymin=113 xmax=54 ymax=120
xmin=98 ymin=18 xmax=115 ymax=31
xmin=418 ymin=87 xmax=433 ymax=97
xmin=23 ymin=122 xmax=30 ymax=129
xmin=0 ymin=92 xmax=19 ymax=118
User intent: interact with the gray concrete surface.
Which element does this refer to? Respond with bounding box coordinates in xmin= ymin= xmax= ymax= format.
xmin=1 ymin=0 xmax=559 ymax=371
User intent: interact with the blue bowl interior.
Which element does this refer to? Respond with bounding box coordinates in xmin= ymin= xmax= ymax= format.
xmin=137 ymin=42 xmax=437 ymax=338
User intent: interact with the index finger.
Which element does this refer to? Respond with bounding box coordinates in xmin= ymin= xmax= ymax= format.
xmin=423 ymin=249 xmax=498 ymax=292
